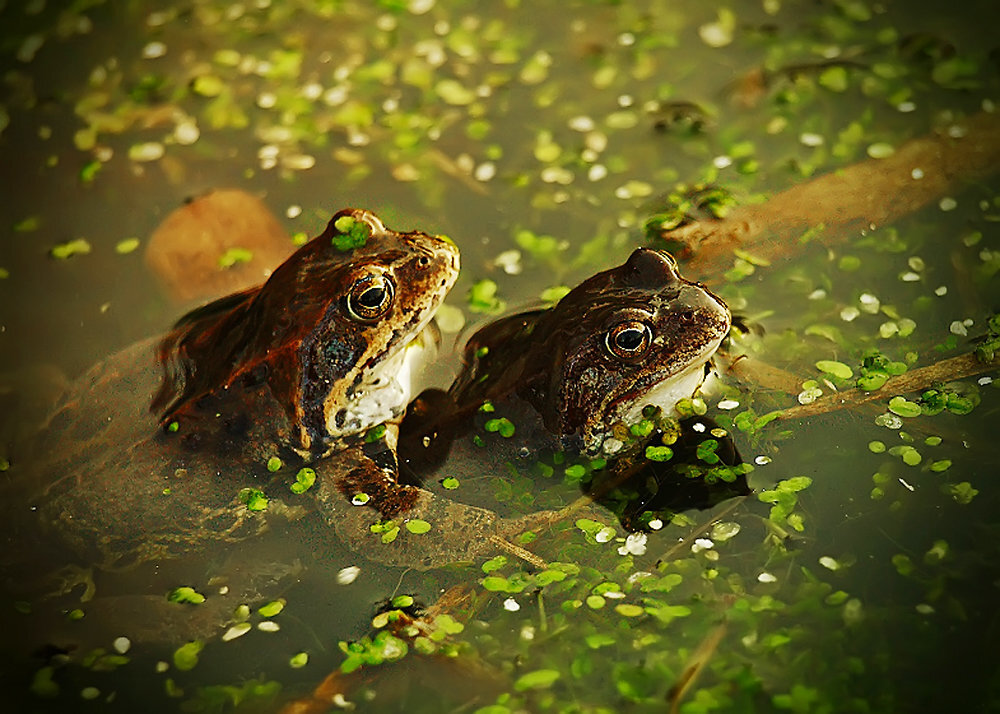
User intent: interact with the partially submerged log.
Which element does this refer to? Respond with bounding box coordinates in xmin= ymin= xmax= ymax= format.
xmin=662 ymin=111 xmax=1000 ymax=280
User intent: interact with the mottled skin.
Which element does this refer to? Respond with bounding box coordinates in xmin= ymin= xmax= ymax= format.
xmin=3 ymin=209 xmax=459 ymax=569
xmin=398 ymin=248 xmax=745 ymax=529
xmin=405 ymin=248 xmax=731 ymax=453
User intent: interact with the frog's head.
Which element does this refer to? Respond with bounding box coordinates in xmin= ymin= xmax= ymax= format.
xmin=521 ymin=248 xmax=730 ymax=453
xmin=154 ymin=208 xmax=460 ymax=455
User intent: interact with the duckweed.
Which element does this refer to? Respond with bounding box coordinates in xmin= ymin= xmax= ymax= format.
xmin=172 ymin=641 xmax=203 ymax=672
xmin=166 ymin=587 xmax=206 ymax=605
xmin=290 ymin=467 xmax=316 ymax=494
xmin=238 ymin=488 xmax=268 ymax=512
xmin=257 ymin=599 xmax=285 ymax=617
xmin=404 ymin=519 xmax=431 ymax=534
xmin=332 ymin=215 xmax=371 ymax=251
xmin=5 ymin=0 xmax=1000 ymax=712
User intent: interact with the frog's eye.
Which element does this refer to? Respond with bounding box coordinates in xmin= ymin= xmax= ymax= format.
xmin=605 ymin=320 xmax=652 ymax=360
xmin=346 ymin=274 xmax=395 ymax=322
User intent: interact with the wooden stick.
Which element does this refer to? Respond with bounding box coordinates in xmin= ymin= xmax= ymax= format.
xmin=778 ymin=352 xmax=996 ymax=420
xmin=662 ymin=111 xmax=1000 ymax=281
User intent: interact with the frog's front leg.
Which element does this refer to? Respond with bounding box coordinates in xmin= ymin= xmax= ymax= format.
xmin=315 ymin=442 xmax=556 ymax=570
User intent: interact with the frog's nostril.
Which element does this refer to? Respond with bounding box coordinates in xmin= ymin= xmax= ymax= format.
xmin=417 ymin=255 xmax=430 ymax=268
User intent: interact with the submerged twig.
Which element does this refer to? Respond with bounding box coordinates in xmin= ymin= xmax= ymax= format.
xmin=667 ymin=620 xmax=729 ymax=714
xmin=657 ymin=494 xmax=752 ymax=564
xmin=488 ymin=533 xmax=549 ymax=569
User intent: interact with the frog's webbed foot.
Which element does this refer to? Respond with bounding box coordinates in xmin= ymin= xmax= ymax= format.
xmin=316 ymin=445 xmax=557 ymax=569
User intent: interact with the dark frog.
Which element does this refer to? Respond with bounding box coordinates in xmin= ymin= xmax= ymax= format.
xmin=400 ymin=247 xmax=749 ymax=529
xmin=3 ymin=209 xmax=460 ymax=569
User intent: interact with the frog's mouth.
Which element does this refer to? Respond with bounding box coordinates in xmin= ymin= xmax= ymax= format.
xmin=326 ymin=322 xmax=441 ymax=439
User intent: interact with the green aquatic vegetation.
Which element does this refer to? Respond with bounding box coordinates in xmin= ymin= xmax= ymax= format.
xmin=815 ymin=359 xmax=853 ymax=381
xmin=888 ymin=444 xmax=922 ymax=466
xmin=944 ymin=481 xmax=978 ymax=504
xmin=4 ymin=0 xmax=999 ymax=711
xmin=167 ymin=586 xmax=206 ymax=605
xmin=484 ymin=417 xmax=516 ymax=438
xmin=201 ymin=89 xmax=249 ymax=130
xmin=365 ymin=423 xmax=387 ymax=443
xmin=853 ymin=348 xmax=909 ymax=391
xmin=644 ymin=444 xmax=673 ymax=462
xmin=173 ymin=641 xmax=204 ymax=672
xmin=50 ymin=238 xmax=92 ymax=259
xmin=369 ymin=520 xmax=400 ymax=544
xmin=114 ymin=237 xmax=140 ymax=254
xmin=974 ymin=313 xmax=1000 ymax=362
xmin=238 ymin=487 xmax=268 ymax=512
xmin=644 ymin=183 xmax=737 ymax=237
xmin=340 ymin=630 xmax=409 ymax=674
xmin=405 ymin=519 xmax=431 ymax=534
xmin=758 ymin=477 xmax=813 ymax=533
xmin=84 ymin=650 xmax=130 ymax=672
xmin=290 ymin=467 xmax=316 ymax=494
xmin=257 ymin=599 xmax=285 ymax=618
xmin=468 ymin=279 xmax=506 ymax=314
xmin=515 ymin=228 xmax=565 ymax=264
xmin=919 ymin=384 xmax=980 ymax=415
xmin=30 ymin=666 xmax=58 ymax=698
xmin=539 ymin=285 xmax=570 ymax=303
xmin=331 ymin=214 xmax=371 ymax=251
xmin=181 ymin=679 xmax=281 ymax=712
xmin=191 ymin=74 xmax=225 ymax=98
xmin=515 ymin=668 xmax=560 ymax=691
xmin=887 ymin=396 xmax=921 ymax=417
xmin=730 ymin=408 xmax=783 ymax=439
xmin=217 ymin=247 xmax=253 ymax=268
xmin=13 ymin=216 xmax=40 ymax=232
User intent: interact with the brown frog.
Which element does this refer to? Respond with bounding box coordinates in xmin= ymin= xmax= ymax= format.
xmin=2 ymin=209 xmax=460 ymax=569
xmin=397 ymin=247 xmax=747 ymax=529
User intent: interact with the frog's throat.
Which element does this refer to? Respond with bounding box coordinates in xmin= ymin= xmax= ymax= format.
xmin=619 ymin=358 xmax=713 ymax=424
xmin=585 ymin=336 xmax=726 ymax=454
xmin=321 ymin=321 xmax=441 ymax=444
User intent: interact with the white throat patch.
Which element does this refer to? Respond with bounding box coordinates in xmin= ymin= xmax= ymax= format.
xmin=324 ymin=325 xmax=438 ymax=438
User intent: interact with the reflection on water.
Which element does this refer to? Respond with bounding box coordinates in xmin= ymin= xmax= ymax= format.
xmin=1 ymin=0 xmax=998 ymax=711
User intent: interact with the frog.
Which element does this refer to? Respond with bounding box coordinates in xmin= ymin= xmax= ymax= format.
xmin=396 ymin=247 xmax=749 ymax=530
xmin=1 ymin=208 xmax=460 ymax=571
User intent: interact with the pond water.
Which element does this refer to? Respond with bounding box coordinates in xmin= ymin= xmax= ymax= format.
xmin=1 ymin=0 xmax=998 ymax=712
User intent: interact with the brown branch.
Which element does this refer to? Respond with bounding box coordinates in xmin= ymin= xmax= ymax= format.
xmin=778 ymin=352 xmax=997 ymax=420
xmin=664 ymin=112 xmax=1000 ymax=280
xmin=667 ymin=620 xmax=729 ymax=714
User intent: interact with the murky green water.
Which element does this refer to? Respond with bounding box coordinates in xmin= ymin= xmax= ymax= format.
xmin=1 ymin=0 xmax=998 ymax=712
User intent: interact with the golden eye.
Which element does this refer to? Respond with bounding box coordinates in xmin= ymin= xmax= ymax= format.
xmin=346 ymin=274 xmax=394 ymax=322
xmin=605 ymin=320 xmax=652 ymax=360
